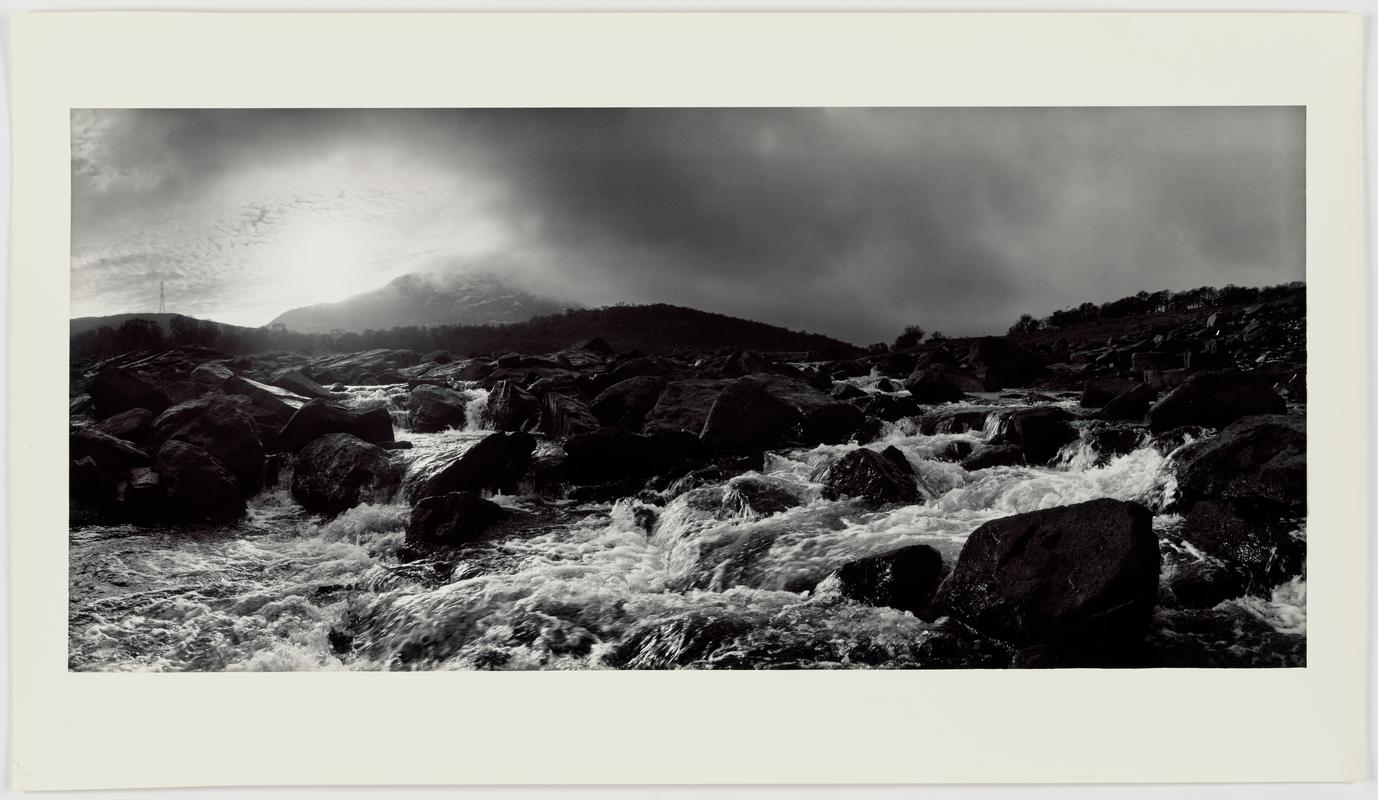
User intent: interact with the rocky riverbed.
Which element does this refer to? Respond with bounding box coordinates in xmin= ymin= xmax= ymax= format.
xmin=68 ymin=301 xmax=1307 ymax=670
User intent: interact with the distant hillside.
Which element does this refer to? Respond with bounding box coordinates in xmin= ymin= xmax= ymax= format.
xmin=269 ymin=271 xmax=571 ymax=334
xmin=70 ymin=312 xmax=249 ymax=337
xmin=71 ymin=303 xmax=860 ymax=361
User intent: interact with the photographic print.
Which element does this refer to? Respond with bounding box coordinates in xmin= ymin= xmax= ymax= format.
xmin=67 ymin=106 xmax=1307 ymax=672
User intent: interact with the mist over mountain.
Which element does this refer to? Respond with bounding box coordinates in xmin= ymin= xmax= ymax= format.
xmin=268 ymin=271 xmax=572 ymax=334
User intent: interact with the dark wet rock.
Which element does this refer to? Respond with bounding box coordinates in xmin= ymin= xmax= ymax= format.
xmin=999 ymin=407 xmax=1079 ymax=465
xmin=1100 ymin=382 xmax=1157 ymax=422
xmin=849 ymin=416 xmax=887 ymax=445
xmin=191 ymin=362 xmax=235 ymax=387
xmin=71 ymin=456 xmax=107 ymax=504
xmin=811 ymin=446 xmax=918 ymax=504
xmin=413 ymin=431 xmax=536 ymax=501
xmin=405 ymin=384 xmax=469 ymax=433
xmin=699 ymin=379 xmax=802 ymax=452
xmin=1172 ymin=414 xmax=1305 ymax=514
xmin=795 ymin=402 xmax=866 ymax=446
xmin=1146 ymin=370 xmax=1286 ymax=432
xmin=155 ymin=440 xmax=245 ymax=522
xmin=903 ymin=364 xmax=967 ymax=403
xmin=291 ymin=433 xmax=401 ymax=514
xmin=118 ymin=466 xmax=164 ymax=519
xmin=851 ymin=393 xmax=923 ymax=422
xmin=919 ymin=408 xmax=989 ymax=435
xmin=936 ymin=440 xmax=973 ymax=463
xmin=485 ymin=380 xmax=540 ymax=432
xmin=830 ymin=382 xmax=867 ymax=401
xmin=968 ymin=337 xmax=1044 ymax=390
xmin=831 ymin=543 xmax=947 ymax=618
xmin=874 ymin=378 xmax=899 ymax=393
xmin=1080 ymin=376 xmax=1141 ymax=408
xmin=152 ymin=397 xmax=265 ymax=496
xmin=539 ymin=392 xmax=602 ymax=440
xmin=1178 ymin=499 xmax=1305 ymax=593
xmin=590 ymin=376 xmax=668 ymax=431
xmin=162 ymin=380 xmax=207 ymax=407
xmin=1149 ymin=425 xmax=1207 ymax=456
xmin=269 ymin=368 xmax=336 ymax=400
xmin=88 ymin=367 xmax=171 ymax=420
xmin=424 ymin=350 xmax=453 ymax=365
xmin=1141 ymin=604 xmax=1305 ymax=669
xmin=406 ymin=491 xmax=508 ymax=547
xmin=276 ymin=399 xmax=395 ymax=453
xmin=1081 ymin=423 xmax=1145 ymax=465
xmin=93 ymin=407 xmax=155 ymax=448
xmin=379 ymin=440 xmax=413 ymax=451
xmin=959 ymin=443 xmax=1024 ymax=471
xmin=563 ymin=428 xmax=703 ymax=487
xmin=933 ymin=498 xmax=1159 ymax=647
xmin=722 ymin=475 xmax=807 ymax=517
xmin=70 ymin=426 xmax=152 ymax=475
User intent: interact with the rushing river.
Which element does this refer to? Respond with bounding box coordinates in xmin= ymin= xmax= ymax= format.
xmin=69 ymin=383 xmax=1306 ymax=671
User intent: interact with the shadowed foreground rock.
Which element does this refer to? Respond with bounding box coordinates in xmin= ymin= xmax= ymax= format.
xmin=155 ymin=440 xmax=245 ymax=522
xmin=276 ymin=399 xmax=395 ymax=452
xmin=89 ymin=367 xmax=171 ymax=420
xmin=291 ymin=433 xmax=401 ymax=514
xmin=1172 ymin=414 xmax=1306 ymax=514
xmin=153 ymin=397 xmax=265 ymax=496
xmin=413 ymin=431 xmax=536 ymax=501
xmin=934 ymin=498 xmax=1159 ymax=647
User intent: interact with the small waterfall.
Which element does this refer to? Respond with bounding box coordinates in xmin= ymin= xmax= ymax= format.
xmin=463 ymin=388 xmax=491 ymax=433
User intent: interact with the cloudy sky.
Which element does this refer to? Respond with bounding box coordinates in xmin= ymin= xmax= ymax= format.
xmin=72 ymin=107 xmax=1304 ymax=344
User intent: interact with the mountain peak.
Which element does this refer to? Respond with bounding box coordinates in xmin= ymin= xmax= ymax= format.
xmin=269 ymin=271 xmax=572 ymax=334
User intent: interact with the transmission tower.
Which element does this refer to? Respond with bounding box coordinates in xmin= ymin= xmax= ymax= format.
xmin=159 ymin=281 xmax=165 ymax=314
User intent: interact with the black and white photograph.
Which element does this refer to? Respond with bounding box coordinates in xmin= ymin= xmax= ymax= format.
xmin=67 ymin=106 xmax=1308 ymax=672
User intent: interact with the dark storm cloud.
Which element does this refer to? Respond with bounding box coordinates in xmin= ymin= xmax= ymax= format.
xmin=73 ymin=107 xmax=1304 ymax=342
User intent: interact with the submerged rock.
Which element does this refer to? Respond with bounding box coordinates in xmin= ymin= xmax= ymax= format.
xmin=830 ymin=543 xmax=948 ymax=618
xmin=155 ymin=440 xmax=245 ymax=522
xmin=812 ymin=446 xmax=918 ymax=504
xmin=721 ymin=475 xmax=807 ymax=517
xmin=406 ymin=491 xmax=507 ymax=547
xmin=933 ymin=498 xmax=1159 ymax=647
xmin=291 ymin=433 xmax=401 ymax=514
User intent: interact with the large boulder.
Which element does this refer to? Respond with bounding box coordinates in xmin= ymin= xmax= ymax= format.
xmin=269 ymin=368 xmax=336 ymax=400
xmin=590 ymin=376 xmax=668 ymax=431
xmin=155 ymin=440 xmax=245 ymax=522
xmin=406 ymin=384 xmax=469 ymax=433
xmin=153 ymin=397 xmax=266 ymax=495
xmin=1146 ymin=370 xmax=1286 ymax=432
xmin=291 ymin=433 xmax=401 ymax=514
xmin=191 ymin=362 xmax=235 ymax=388
xmin=830 ymin=543 xmax=948 ymax=618
xmin=968 ymin=337 xmax=1045 ymax=390
xmin=811 ymin=446 xmax=918 ymax=504
xmin=405 ymin=491 xmax=508 ymax=547
xmin=642 ymin=379 xmax=734 ymax=436
xmin=88 ymin=368 xmax=171 ymax=420
xmin=276 ymin=399 xmax=395 ymax=452
xmin=1172 ymin=414 xmax=1306 ymax=514
xmin=412 ymin=431 xmax=536 ymax=501
xmin=699 ymin=379 xmax=803 ymax=452
xmin=485 ymin=380 xmax=540 ymax=432
xmin=795 ymin=402 xmax=866 ymax=446
xmin=933 ymin=498 xmax=1159 ymax=647
xmin=959 ymin=443 xmax=1024 ymax=471
xmin=852 ymin=393 xmax=923 ymax=423
xmin=92 ymin=407 xmax=155 ymax=448
xmin=999 ymin=407 xmax=1079 ymax=465
xmin=223 ymin=375 xmax=307 ymax=423
xmin=904 ymin=364 xmax=967 ymax=403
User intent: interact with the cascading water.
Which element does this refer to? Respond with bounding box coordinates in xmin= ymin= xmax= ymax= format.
xmin=68 ymin=386 xmax=1305 ymax=671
